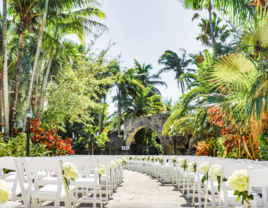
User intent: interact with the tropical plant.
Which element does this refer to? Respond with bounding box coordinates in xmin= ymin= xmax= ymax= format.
xmin=122 ymin=87 xmax=164 ymax=118
xmin=133 ymin=59 xmax=166 ymax=95
xmin=158 ymin=49 xmax=193 ymax=93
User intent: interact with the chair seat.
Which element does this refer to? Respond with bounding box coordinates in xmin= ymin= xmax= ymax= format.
xmin=1 ymin=172 xmax=17 ymax=179
xmin=31 ymin=184 xmax=75 ymax=200
xmin=72 ymin=178 xmax=97 ymax=188
xmin=8 ymin=182 xmax=28 ymax=196
xmin=4 ymin=174 xmax=27 ymax=182
xmin=0 ymin=201 xmax=22 ymax=208
xmin=37 ymin=177 xmax=58 ymax=186
xmin=221 ymin=190 xmax=262 ymax=206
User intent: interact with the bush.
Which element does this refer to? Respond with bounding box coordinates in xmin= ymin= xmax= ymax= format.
xmin=30 ymin=118 xmax=75 ymax=156
xmin=137 ymin=138 xmax=162 ymax=155
xmin=258 ymin=131 xmax=268 ymax=161
xmin=0 ymin=133 xmax=51 ymax=157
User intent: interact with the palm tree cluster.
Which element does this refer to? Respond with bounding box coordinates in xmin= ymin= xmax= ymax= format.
xmin=163 ymin=1 xmax=268 ymax=159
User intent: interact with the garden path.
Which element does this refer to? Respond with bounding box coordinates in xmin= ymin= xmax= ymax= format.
xmin=104 ymin=170 xmax=195 ymax=208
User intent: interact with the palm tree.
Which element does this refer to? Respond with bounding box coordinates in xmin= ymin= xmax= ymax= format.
xmin=133 ymin=59 xmax=167 ymax=95
xmin=180 ymin=0 xmax=251 ymax=54
xmin=112 ymin=66 xmax=144 ymax=136
xmin=2 ymin=0 xmax=9 ymax=134
xmin=122 ymin=87 xmax=164 ymax=118
xmin=194 ymin=14 xmax=235 ymax=55
xmin=158 ymin=49 xmax=193 ymax=93
xmin=22 ymin=0 xmax=49 ymax=132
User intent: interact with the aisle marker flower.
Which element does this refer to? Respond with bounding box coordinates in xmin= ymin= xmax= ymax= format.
xmin=228 ymin=169 xmax=253 ymax=206
xmin=188 ymin=161 xmax=196 ymax=173
xmin=150 ymin=156 xmax=155 ymax=162
xmin=208 ymin=164 xmax=222 ymax=191
xmin=172 ymin=156 xmax=176 ymax=167
xmin=199 ymin=162 xmax=211 ymax=183
xmin=157 ymin=156 xmax=164 ymax=165
xmin=95 ymin=164 xmax=106 ymax=183
xmin=63 ymin=162 xmax=78 ymax=190
xmin=0 ymin=180 xmax=12 ymax=204
xmin=146 ymin=156 xmax=150 ymax=161
xmin=177 ymin=158 xmax=187 ymax=171
xmin=142 ymin=156 xmax=145 ymax=161
xmin=109 ymin=160 xmax=117 ymax=170
xmin=122 ymin=156 xmax=127 ymax=165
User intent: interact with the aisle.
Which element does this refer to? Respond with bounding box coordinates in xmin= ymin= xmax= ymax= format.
xmin=105 ymin=170 xmax=194 ymax=208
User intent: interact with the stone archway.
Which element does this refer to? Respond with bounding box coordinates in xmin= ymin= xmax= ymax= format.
xmin=123 ymin=114 xmax=173 ymax=154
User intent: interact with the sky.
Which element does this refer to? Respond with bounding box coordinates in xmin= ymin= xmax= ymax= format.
xmin=79 ymin=0 xmax=208 ymax=114
xmin=1 ymin=0 xmax=208 ymax=115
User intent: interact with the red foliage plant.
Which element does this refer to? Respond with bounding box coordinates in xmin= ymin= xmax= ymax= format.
xmin=30 ymin=118 xmax=75 ymax=156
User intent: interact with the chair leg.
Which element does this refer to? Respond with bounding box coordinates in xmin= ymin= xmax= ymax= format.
xmin=204 ymin=181 xmax=209 ymax=208
xmin=192 ymin=177 xmax=196 ymax=203
xmin=32 ymin=198 xmax=39 ymax=208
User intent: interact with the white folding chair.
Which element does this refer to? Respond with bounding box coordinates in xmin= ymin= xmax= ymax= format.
xmin=68 ymin=157 xmax=102 ymax=208
xmin=24 ymin=158 xmax=75 ymax=208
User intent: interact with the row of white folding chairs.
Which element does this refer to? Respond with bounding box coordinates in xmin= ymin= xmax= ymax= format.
xmin=176 ymin=156 xmax=268 ymax=208
xmin=0 ymin=156 xmax=123 ymax=208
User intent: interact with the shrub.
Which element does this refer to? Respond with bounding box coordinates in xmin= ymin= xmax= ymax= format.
xmin=0 ymin=133 xmax=51 ymax=157
xmin=257 ymin=131 xmax=268 ymax=161
xmin=30 ymin=118 xmax=75 ymax=156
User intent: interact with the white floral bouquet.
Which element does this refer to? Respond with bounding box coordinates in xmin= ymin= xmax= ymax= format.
xmin=137 ymin=157 xmax=140 ymax=160
xmin=199 ymin=162 xmax=211 ymax=183
xmin=171 ymin=156 xmax=176 ymax=167
xmin=141 ymin=156 xmax=145 ymax=161
xmin=133 ymin=156 xmax=136 ymax=160
xmin=188 ymin=161 xmax=196 ymax=173
xmin=0 ymin=180 xmax=11 ymax=204
xmin=109 ymin=160 xmax=117 ymax=170
xmin=146 ymin=156 xmax=150 ymax=161
xmin=177 ymin=158 xmax=187 ymax=170
xmin=228 ymin=169 xmax=253 ymax=205
xmin=157 ymin=156 xmax=164 ymax=165
xmin=208 ymin=164 xmax=222 ymax=191
xmin=129 ymin=156 xmax=133 ymax=160
xmin=150 ymin=156 xmax=154 ymax=162
xmin=95 ymin=164 xmax=106 ymax=182
xmin=122 ymin=156 xmax=128 ymax=165
xmin=63 ymin=162 xmax=78 ymax=190
xmin=115 ymin=159 xmax=121 ymax=167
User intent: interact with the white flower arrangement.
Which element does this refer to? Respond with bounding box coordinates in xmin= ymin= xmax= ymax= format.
xmin=0 ymin=180 xmax=11 ymax=204
xmin=177 ymin=158 xmax=187 ymax=170
xmin=146 ymin=156 xmax=150 ymax=161
xmin=199 ymin=162 xmax=211 ymax=183
xmin=150 ymin=156 xmax=154 ymax=162
xmin=128 ymin=156 xmax=133 ymax=160
xmin=137 ymin=157 xmax=140 ymax=160
xmin=228 ymin=169 xmax=248 ymax=192
xmin=228 ymin=169 xmax=253 ymax=205
xmin=188 ymin=161 xmax=196 ymax=173
xmin=63 ymin=162 xmax=78 ymax=180
xmin=157 ymin=156 xmax=164 ymax=164
xmin=199 ymin=162 xmax=211 ymax=175
xmin=208 ymin=164 xmax=222 ymax=180
xmin=172 ymin=156 xmax=176 ymax=166
xmin=115 ymin=159 xmax=121 ymax=167
xmin=141 ymin=156 xmax=145 ymax=161
xmin=109 ymin=160 xmax=117 ymax=170
xmin=133 ymin=156 xmax=136 ymax=160
xmin=95 ymin=164 xmax=106 ymax=176
xmin=122 ymin=156 xmax=127 ymax=164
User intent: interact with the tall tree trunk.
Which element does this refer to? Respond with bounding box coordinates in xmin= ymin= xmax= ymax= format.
xmin=0 ymin=70 xmax=3 ymax=125
xmin=98 ymin=97 xmax=102 ymax=136
xmin=117 ymin=91 xmax=121 ymax=136
xmin=36 ymin=52 xmax=53 ymax=118
xmin=37 ymin=27 xmax=58 ymax=118
xmin=9 ymin=32 xmax=24 ymax=134
xmin=33 ymin=62 xmax=40 ymax=116
xmin=208 ymin=1 xmax=216 ymax=55
xmin=2 ymin=0 xmax=8 ymax=134
xmin=23 ymin=0 xmax=49 ymax=132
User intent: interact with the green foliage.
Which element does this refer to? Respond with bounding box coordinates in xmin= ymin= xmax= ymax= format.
xmin=257 ymin=131 xmax=268 ymax=161
xmin=0 ymin=133 xmax=51 ymax=157
xmin=95 ymin=132 xmax=109 ymax=149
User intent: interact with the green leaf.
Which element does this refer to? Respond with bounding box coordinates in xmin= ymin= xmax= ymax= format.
xmin=234 ymin=190 xmax=240 ymax=195
xmin=236 ymin=196 xmax=241 ymax=202
xmin=202 ymin=174 xmax=207 ymax=183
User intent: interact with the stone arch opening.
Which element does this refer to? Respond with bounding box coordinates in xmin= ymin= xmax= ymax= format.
xmin=123 ymin=114 xmax=171 ymax=154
